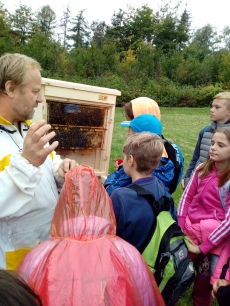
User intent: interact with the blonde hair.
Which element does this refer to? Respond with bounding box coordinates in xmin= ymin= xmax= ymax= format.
xmin=123 ymin=132 xmax=163 ymax=174
xmin=198 ymin=126 xmax=230 ymax=186
xmin=213 ymin=92 xmax=230 ymax=109
xmin=0 ymin=53 xmax=41 ymax=94
xmin=124 ymin=97 xmax=161 ymax=120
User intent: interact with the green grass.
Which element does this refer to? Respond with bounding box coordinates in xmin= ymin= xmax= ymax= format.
xmin=109 ymin=107 xmax=219 ymax=306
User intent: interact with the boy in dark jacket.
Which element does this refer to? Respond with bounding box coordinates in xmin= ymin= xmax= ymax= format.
xmin=110 ymin=132 xmax=167 ymax=252
xmin=182 ymin=92 xmax=230 ymax=188
xmin=104 ymin=114 xmax=174 ymax=195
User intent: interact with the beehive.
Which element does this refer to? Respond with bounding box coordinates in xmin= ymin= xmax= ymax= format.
xmin=33 ymin=78 xmax=121 ymax=182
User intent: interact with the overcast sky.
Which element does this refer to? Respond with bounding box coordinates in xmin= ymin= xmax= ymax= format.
xmin=1 ymin=0 xmax=229 ymax=32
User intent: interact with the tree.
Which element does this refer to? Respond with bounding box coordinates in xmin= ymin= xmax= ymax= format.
xmin=0 ymin=1 xmax=15 ymax=54
xmin=34 ymin=5 xmax=56 ymax=38
xmin=128 ymin=5 xmax=156 ymax=46
xmin=60 ymin=5 xmax=71 ymax=49
xmin=90 ymin=20 xmax=108 ymax=49
xmin=10 ymin=4 xmax=34 ymax=44
xmin=222 ymin=26 xmax=230 ymax=50
xmin=106 ymin=8 xmax=129 ymax=53
xmin=153 ymin=1 xmax=191 ymax=54
xmin=68 ymin=9 xmax=90 ymax=48
xmin=190 ymin=24 xmax=221 ymax=56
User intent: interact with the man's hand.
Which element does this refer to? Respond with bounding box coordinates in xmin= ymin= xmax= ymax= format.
xmin=58 ymin=158 xmax=78 ymax=178
xmin=212 ymin=279 xmax=229 ymax=299
xmin=22 ymin=120 xmax=58 ymax=167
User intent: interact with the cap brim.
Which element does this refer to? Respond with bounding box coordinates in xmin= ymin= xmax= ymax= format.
xmin=120 ymin=121 xmax=131 ymax=127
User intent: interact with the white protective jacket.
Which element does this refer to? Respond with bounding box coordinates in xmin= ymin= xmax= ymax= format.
xmin=0 ymin=116 xmax=64 ymax=269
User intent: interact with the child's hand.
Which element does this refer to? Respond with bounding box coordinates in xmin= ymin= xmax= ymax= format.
xmin=181 ymin=178 xmax=185 ymax=189
xmin=187 ymin=239 xmax=201 ymax=254
xmin=115 ymin=160 xmax=123 ymax=171
xmin=212 ymin=279 xmax=229 ymax=299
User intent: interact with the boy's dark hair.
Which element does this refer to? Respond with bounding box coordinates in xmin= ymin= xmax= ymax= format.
xmin=123 ymin=132 xmax=163 ymax=174
xmin=0 ymin=269 xmax=42 ymax=306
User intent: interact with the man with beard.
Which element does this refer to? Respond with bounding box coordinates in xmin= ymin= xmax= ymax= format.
xmin=0 ymin=53 xmax=77 ymax=269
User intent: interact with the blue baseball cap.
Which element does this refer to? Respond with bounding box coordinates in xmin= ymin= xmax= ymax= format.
xmin=120 ymin=114 xmax=162 ymax=135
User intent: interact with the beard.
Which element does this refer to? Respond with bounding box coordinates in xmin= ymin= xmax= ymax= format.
xmin=12 ymin=103 xmax=35 ymax=121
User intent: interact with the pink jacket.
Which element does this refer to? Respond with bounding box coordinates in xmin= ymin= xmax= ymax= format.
xmin=178 ymin=165 xmax=230 ymax=255
xmin=183 ymin=215 xmax=228 ymax=284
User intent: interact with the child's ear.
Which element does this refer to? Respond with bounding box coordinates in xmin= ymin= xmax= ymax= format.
xmin=128 ymin=155 xmax=134 ymax=166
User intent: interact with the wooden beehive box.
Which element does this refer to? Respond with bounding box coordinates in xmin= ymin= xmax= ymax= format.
xmin=33 ymin=78 xmax=121 ymax=182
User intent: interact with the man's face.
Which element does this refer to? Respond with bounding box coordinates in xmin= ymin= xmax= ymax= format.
xmin=210 ymin=99 xmax=230 ymax=124
xmin=12 ymin=69 xmax=43 ymax=121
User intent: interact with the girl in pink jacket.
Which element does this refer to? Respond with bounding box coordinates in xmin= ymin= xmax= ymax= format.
xmin=178 ymin=126 xmax=230 ymax=306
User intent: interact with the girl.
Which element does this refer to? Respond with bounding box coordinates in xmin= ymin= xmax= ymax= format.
xmin=178 ymin=126 xmax=230 ymax=306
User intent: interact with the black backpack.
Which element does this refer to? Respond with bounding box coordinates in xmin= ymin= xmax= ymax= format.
xmin=161 ymin=136 xmax=184 ymax=194
xmin=128 ymin=184 xmax=195 ymax=306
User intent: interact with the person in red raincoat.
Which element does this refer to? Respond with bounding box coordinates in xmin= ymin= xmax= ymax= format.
xmin=17 ymin=165 xmax=165 ymax=306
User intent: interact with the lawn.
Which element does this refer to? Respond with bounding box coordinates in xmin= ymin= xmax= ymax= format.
xmin=109 ymin=107 xmax=219 ymax=306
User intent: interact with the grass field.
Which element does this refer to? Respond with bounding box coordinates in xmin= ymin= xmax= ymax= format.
xmin=109 ymin=107 xmax=219 ymax=306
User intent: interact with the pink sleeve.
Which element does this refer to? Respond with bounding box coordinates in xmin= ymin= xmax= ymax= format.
xmin=200 ymin=206 xmax=230 ymax=254
xmin=177 ymin=170 xmax=199 ymax=229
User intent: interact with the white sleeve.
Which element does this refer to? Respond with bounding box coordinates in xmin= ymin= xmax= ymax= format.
xmin=52 ymin=151 xmax=65 ymax=187
xmin=0 ymin=153 xmax=42 ymax=217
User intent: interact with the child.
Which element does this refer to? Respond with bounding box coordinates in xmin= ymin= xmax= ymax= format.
xmin=0 ymin=269 xmax=42 ymax=306
xmin=124 ymin=97 xmax=161 ymax=120
xmin=178 ymin=126 xmax=230 ymax=306
xmin=212 ymin=280 xmax=230 ymax=306
xmin=17 ymin=165 xmax=165 ymax=306
xmin=104 ymin=114 xmax=174 ymax=195
xmin=110 ymin=132 xmax=167 ymax=252
xmin=182 ymin=92 xmax=230 ymax=188
xmin=212 ymin=242 xmax=230 ymax=306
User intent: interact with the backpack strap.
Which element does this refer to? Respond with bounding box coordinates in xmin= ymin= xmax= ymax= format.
xmin=218 ymin=180 xmax=230 ymax=210
xmin=161 ymin=135 xmax=184 ymax=194
xmin=127 ymin=184 xmax=170 ymax=216
xmin=127 ymin=184 xmax=171 ymax=253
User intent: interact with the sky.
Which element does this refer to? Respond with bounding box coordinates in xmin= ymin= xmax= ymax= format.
xmin=1 ymin=0 xmax=229 ymax=32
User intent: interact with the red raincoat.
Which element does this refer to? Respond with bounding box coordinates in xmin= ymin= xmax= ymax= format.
xmin=17 ymin=165 xmax=165 ymax=306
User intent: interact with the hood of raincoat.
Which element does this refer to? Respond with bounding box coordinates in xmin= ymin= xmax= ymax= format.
xmin=51 ymin=165 xmax=116 ymax=240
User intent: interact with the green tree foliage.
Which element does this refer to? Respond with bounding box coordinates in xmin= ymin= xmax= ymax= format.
xmin=190 ymin=24 xmax=221 ymax=57
xmin=10 ymin=4 xmax=34 ymax=45
xmin=60 ymin=5 xmax=71 ymax=49
xmin=1 ymin=1 xmax=230 ymax=107
xmin=153 ymin=1 xmax=190 ymax=54
xmin=68 ymin=9 xmax=90 ymax=48
xmin=222 ymin=26 xmax=230 ymax=50
xmin=0 ymin=2 xmax=16 ymax=54
xmin=90 ymin=20 xmax=108 ymax=48
xmin=34 ymin=5 xmax=56 ymax=38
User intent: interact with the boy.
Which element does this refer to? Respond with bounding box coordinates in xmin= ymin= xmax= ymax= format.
xmin=104 ymin=114 xmax=174 ymax=195
xmin=182 ymin=92 xmax=230 ymax=188
xmin=110 ymin=132 xmax=166 ymax=252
